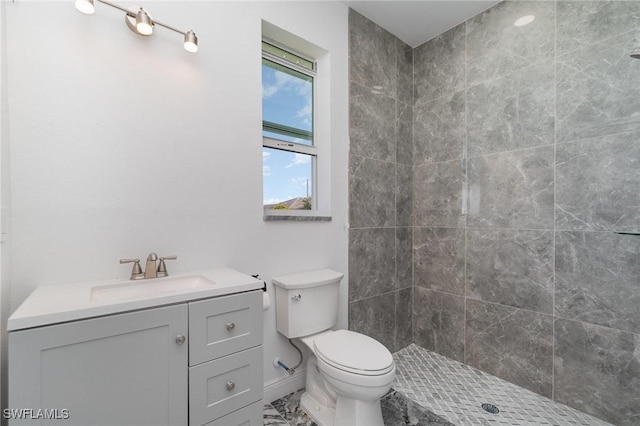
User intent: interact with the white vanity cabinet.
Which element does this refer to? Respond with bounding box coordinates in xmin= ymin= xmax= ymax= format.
xmin=10 ymin=304 xmax=188 ymax=426
xmin=9 ymin=288 xmax=263 ymax=426
xmin=188 ymin=291 xmax=264 ymax=425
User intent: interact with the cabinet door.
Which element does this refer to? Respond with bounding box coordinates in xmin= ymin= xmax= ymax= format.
xmin=203 ymin=401 xmax=264 ymax=426
xmin=189 ymin=291 xmax=262 ymax=366
xmin=189 ymin=346 xmax=263 ymax=426
xmin=9 ymin=304 xmax=188 ymax=426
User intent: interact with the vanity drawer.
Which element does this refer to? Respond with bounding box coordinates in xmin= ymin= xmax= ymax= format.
xmin=202 ymin=401 xmax=263 ymax=426
xmin=189 ymin=346 xmax=263 ymax=426
xmin=189 ymin=290 xmax=262 ymax=366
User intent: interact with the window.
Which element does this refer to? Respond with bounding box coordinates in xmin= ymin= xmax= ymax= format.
xmin=262 ymin=40 xmax=317 ymax=212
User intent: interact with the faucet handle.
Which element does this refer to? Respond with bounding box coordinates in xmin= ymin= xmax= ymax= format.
xmin=120 ymin=258 xmax=144 ymax=280
xmin=157 ymin=255 xmax=177 ymax=277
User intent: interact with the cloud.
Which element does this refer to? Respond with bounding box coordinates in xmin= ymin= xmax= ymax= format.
xmin=285 ymin=153 xmax=311 ymax=168
xmin=262 ymin=85 xmax=278 ymax=98
xmin=264 ymin=198 xmax=284 ymax=204
xmin=263 ymin=68 xmax=312 ymax=102
xmin=296 ymin=104 xmax=312 ymax=126
xmin=289 ymin=177 xmax=309 ymax=188
xmin=262 ymin=151 xmax=271 ymax=176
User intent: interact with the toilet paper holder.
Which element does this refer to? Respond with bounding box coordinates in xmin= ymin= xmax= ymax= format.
xmin=251 ymin=274 xmax=267 ymax=292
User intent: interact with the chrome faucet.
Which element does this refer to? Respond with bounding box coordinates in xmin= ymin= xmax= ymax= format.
xmin=120 ymin=253 xmax=177 ymax=280
xmin=144 ymin=253 xmax=158 ymax=279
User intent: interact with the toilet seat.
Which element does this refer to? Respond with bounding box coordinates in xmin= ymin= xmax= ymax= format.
xmin=313 ymin=330 xmax=394 ymax=376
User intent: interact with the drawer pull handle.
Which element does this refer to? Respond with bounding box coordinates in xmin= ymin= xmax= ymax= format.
xmin=226 ymin=381 xmax=235 ymax=391
xmin=226 ymin=322 xmax=235 ymax=331
xmin=175 ymin=335 xmax=186 ymax=345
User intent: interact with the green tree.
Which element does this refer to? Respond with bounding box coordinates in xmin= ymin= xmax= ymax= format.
xmin=302 ymin=197 xmax=312 ymax=210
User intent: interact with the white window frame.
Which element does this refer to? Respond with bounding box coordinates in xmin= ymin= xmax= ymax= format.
xmin=262 ymin=39 xmax=320 ymax=216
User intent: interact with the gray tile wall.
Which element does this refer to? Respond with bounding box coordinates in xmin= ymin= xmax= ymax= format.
xmin=410 ymin=1 xmax=640 ymax=424
xmin=348 ymin=10 xmax=414 ymax=353
xmin=349 ymin=2 xmax=640 ymax=425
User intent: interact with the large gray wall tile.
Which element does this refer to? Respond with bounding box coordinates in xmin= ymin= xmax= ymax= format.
xmin=349 ymin=155 xmax=395 ymax=228
xmin=350 ymin=292 xmax=396 ymax=352
xmin=413 ymin=287 xmax=465 ymax=362
xmin=465 ymin=299 xmax=554 ymax=398
xmin=467 ymin=146 xmax=554 ymax=229
xmin=349 ymin=228 xmax=396 ymax=301
xmin=414 ymin=160 xmax=465 ymax=228
xmin=397 ymin=101 xmax=413 ymax=166
xmin=349 ymin=9 xmax=397 ymax=98
xmin=396 ymin=163 xmax=413 ymax=227
xmin=554 ymin=319 xmax=640 ymax=425
xmin=414 ymin=23 xmax=466 ymax=106
xmin=395 ymin=288 xmax=413 ymax=350
xmin=397 ymin=39 xmax=413 ymax=105
xmin=349 ymin=82 xmax=396 ymax=162
xmin=557 ymin=32 xmax=640 ymax=143
xmin=348 ymin=9 xmax=414 ymax=364
xmin=396 ymin=227 xmax=413 ymax=290
xmin=414 ymin=227 xmax=465 ymax=295
xmin=557 ymin=1 xmax=640 ymax=56
xmin=466 ymin=229 xmax=553 ymax=314
xmin=556 ymin=231 xmax=640 ymax=334
xmin=556 ymin=131 xmax=640 ymax=232
xmin=414 ymin=91 xmax=465 ymax=165
xmin=348 ymin=6 xmax=639 ymax=422
xmin=466 ymin=0 xmax=555 ymax=86
xmin=467 ymin=60 xmax=555 ymax=157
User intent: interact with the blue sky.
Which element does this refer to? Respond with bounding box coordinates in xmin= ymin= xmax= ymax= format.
xmin=262 ymin=61 xmax=313 ymax=205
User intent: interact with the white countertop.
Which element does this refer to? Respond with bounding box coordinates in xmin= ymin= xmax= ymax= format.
xmin=8 ymin=267 xmax=263 ymax=331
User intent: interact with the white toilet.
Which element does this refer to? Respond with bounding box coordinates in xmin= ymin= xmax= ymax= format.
xmin=273 ymin=269 xmax=395 ymax=426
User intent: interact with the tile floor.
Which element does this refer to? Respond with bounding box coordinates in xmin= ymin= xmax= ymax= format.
xmin=263 ymin=388 xmax=451 ymax=426
xmin=263 ymin=344 xmax=612 ymax=426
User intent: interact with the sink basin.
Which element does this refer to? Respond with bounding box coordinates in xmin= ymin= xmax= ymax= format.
xmin=91 ymin=275 xmax=216 ymax=303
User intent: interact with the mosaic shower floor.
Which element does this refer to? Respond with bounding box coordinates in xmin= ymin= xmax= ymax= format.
xmin=263 ymin=343 xmax=612 ymax=425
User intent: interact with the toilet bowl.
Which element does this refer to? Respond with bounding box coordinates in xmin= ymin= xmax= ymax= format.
xmin=272 ymin=270 xmax=396 ymax=426
xmin=299 ymin=330 xmax=395 ymax=426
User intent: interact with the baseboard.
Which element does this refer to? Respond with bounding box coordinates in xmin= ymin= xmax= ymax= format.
xmin=263 ymin=367 xmax=306 ymax=404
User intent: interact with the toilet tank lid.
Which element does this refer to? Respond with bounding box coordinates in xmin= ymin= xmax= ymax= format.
xmin=272 ymin=269 xmax=344 ymax=290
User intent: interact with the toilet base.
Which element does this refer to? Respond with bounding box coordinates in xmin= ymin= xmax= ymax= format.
xmin=336 ymin=396 xmax=384 ymax=426
xmin=300 ymin=391 xmax=384 ymax=426
xmin=301 ymin=391 xmax=335 ymax=426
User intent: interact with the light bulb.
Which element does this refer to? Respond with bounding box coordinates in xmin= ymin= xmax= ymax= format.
xmin=135 ymin=9 xmax=154 ymax=35
xmin=184 ymin=31 xmax=198 ymax=53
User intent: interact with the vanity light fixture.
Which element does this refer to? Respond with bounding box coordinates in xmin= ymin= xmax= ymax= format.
xmin=74 ymin=0 xmax=198 ymax=53
xmin=130 ymin=8 xmax=154 ymax=36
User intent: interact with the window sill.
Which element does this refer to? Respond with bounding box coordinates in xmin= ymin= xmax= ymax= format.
xmin=263 ymin=211 xmax=332 ymax=222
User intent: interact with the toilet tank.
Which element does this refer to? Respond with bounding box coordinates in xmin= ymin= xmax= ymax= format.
xmin=272 ymin=269 xmax=344 ymax=338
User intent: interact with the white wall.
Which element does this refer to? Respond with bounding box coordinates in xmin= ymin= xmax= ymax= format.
xmin=0 ymin=0 xmax=10 ymax=414
xmin=4 ymin=0 xmax=349 ymax=399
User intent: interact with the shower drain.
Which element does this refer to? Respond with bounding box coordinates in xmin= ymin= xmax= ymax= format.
xmin=481 ymin=403 xmax=500 ymax=414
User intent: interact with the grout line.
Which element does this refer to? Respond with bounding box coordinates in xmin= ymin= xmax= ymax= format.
xmin=463 ymin=18 xmax=468 ymax=364
xmin=411 ymin=39 xmax=416 ymax=347
xmin=393 ymin=59 xmax=399 ymax=351
xmin=552 ymin=0 xmax=558 ymax=402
